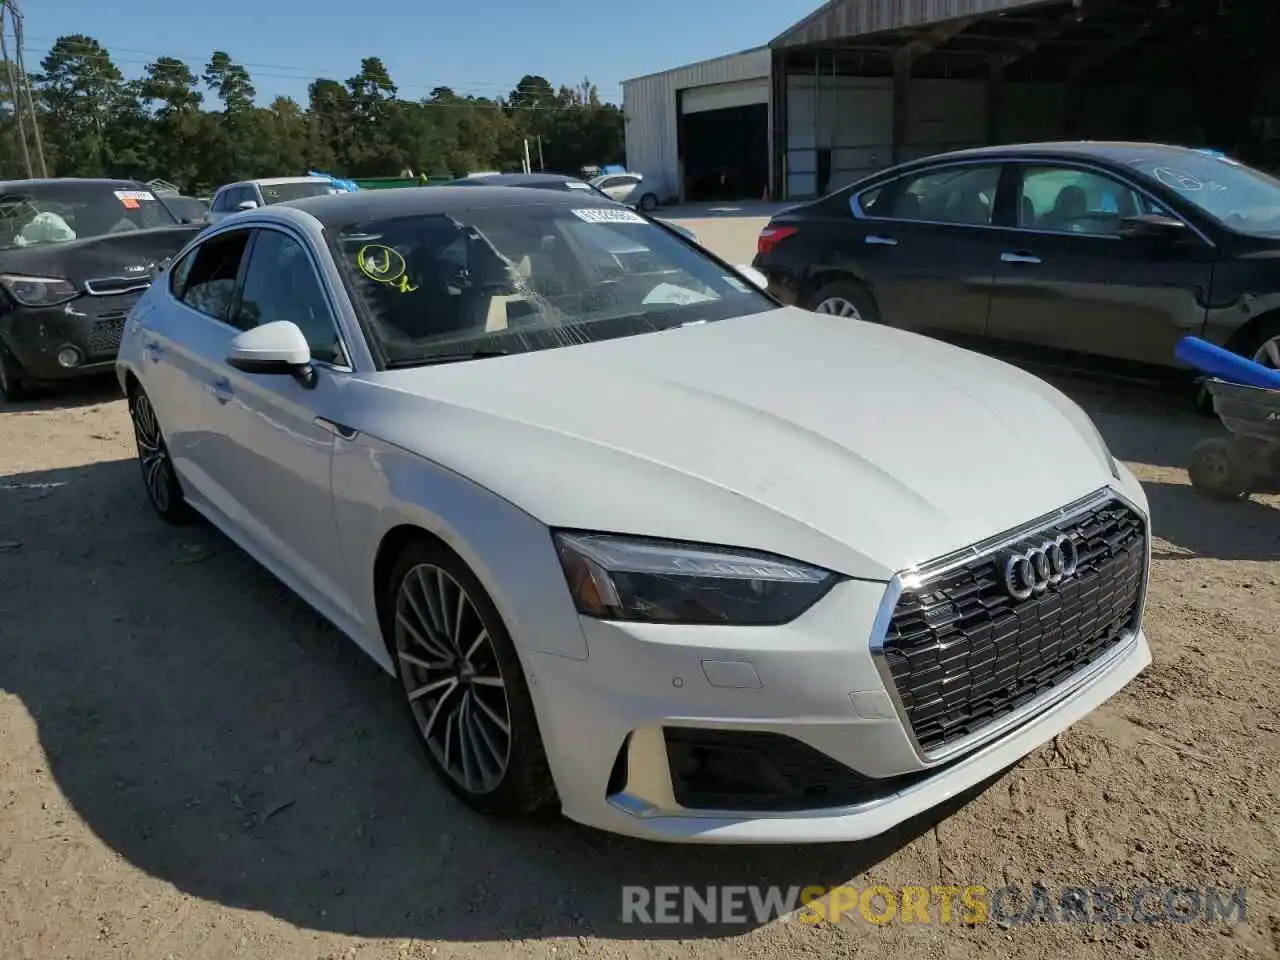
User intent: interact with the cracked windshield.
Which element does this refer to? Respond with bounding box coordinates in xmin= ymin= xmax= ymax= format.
xmin=334 ymin=203 xmax=772 ymax=367
xmin=0 ymin=182 xmax=177 ymax=250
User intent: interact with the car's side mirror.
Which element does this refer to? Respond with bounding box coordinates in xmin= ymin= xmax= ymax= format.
xmin=735 ymin=264 xmax=770 ymax=291
xmin=1119 ymin=214 xmax=1188 ymax=240
xmin=226 ymin=321 xmax=316 ymax=386
xmin=236 ymin=200 xmax=259 ymax=211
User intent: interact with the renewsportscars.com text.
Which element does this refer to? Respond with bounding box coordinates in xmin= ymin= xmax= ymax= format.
xmin=621 ymin=884 xmax=1248 ymax=926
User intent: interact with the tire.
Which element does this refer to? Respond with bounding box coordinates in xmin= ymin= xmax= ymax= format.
xmin=1238 ymin=314 xmax=1280 ymax=371
xmin=0 ymin=341 xmax=29 ymax=401
xmin=383 ymin=539 xmax=557 ymax=817
xmin=805 ymin=278 xmax=881 ymax=324
xmin=128 ymin=386 xmax=194 ymax=524
xmin=638 ymin=192 xmax=658 ymax=212
xmin=1188 ymin=437 xmax=1251 ymax=501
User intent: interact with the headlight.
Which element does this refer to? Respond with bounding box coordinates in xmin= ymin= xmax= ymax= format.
xmin=0 ymin=274 xmax=78 ymax=307
xmin=553 ymin=531 xmax=840 ymax=625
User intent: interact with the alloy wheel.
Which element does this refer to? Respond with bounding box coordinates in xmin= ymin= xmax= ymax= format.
xmin=394 ymin=562 xmax=512 ymax=795
xmin=1253 ymin=335 xmax=1280 ymax=370
xmin=131 ymin=392 xmax=172 ymax=513
xmin=814 ymin=296 xmax=862 ymax=319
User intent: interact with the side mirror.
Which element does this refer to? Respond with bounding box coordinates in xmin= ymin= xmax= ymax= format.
xmin=226 ymin=321 xmax=315 ymax=385
xmin=236 ymin=199 xmax=259 ymax=211
xmin=1119 ymin=214 xmax=1187 ymax=240
xmin=735 ymin=264 xmax=770 ymax=291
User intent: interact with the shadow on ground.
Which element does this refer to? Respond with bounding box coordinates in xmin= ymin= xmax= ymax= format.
xmin=0 ymin=458 xmax=989 ymax=942
xmin=0 ymin=372 xmax=121 ymax=413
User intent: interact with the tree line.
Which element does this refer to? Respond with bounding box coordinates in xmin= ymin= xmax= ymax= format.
xmin=3 ymin=35 xmax=626 ymax=194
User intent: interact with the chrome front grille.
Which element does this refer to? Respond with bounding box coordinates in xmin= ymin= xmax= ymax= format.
xmin=875 ymin=492 xmax=1147 ymax=758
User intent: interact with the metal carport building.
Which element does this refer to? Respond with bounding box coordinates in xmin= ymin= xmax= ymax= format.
xmin=621 ymin=0 xmax=1278 ymax=202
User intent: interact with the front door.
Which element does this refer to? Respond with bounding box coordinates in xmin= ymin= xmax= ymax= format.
xmin=985 ymin=163 xmax=1217 ymax=367
xmin=207 ymin=226 xmax=355 ymax=617
xmin=842 ymin=161 xmax=1006 ymax=338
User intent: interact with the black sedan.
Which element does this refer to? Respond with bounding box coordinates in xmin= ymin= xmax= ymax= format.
xmin=753 ymin=142 xmax=1280 ymax=374
xmin=0 ymin=178 xmax=202 ymax=400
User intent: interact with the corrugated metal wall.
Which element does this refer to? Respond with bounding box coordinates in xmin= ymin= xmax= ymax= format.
xmin=772 ymin=0 xmax=1051 ymax=48
xmin=621 ymin=48 xmax=772 ymax=201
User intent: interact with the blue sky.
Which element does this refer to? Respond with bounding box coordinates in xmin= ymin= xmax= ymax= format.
xmin=27 ymin=0 xmax=817 ymax=105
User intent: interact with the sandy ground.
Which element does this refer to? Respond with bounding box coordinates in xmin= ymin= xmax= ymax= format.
xmin=1 ymin=213 xmax=1278 ymax=960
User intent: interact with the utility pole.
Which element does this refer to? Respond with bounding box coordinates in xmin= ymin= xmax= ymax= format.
xmin=0 ymin=0 xmax=46 ymax=178
xmin=536 ymin=135 xmax=544 ymax=171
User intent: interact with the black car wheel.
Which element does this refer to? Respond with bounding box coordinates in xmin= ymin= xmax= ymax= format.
xmin=1243 ymin=317 xmax=1280 ymax=371
xmin=385 ymin=538 xmax=557 ymax=817
xmin=806 ymin=279 xmax=880 ymax=324
xmin=0 ymin=342 xmax=29 ymax=401
xmin=129 ymin=387 xmax=193 ymax=524
xmin=638 ymin=192 xmax=658 ymax=212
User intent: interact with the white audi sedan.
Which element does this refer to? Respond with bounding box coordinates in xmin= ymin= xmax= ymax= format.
xmin=116 ymin=187 xmax=1153 ymax=844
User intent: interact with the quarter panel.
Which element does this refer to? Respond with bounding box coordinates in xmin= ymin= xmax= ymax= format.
xmin=330 ymin=432 xmax=590 ymax=672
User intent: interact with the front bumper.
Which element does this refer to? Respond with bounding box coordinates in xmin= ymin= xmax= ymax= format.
xmin=523 ymin=477 xmax=1151 ymax=844
xmin=0 ymin=292 xmax=142 ymax=381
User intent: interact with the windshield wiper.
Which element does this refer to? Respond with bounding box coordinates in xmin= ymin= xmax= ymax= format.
xmin=387 ymin=349 xmax=510 ymax=368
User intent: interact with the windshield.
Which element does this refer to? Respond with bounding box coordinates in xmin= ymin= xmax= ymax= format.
xmin=1125 ymin=152 xmax=1280 ymax=236
xmin=0 ymin=183 xmax=178 ymax=250
xmin=332 ymin=202 xmax=772 ymax=368
xmin=261 ymin=181 xmax=333 ymax=204
xmin=163 ymin=196 xmax=208 ymax=222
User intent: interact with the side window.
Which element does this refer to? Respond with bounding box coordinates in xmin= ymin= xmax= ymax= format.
xmin=232 ymin=229 xmax=344 ymax=365
xmin=1017 ymin=166 xmax=1169 ymax=235
xmin=210 ymin=190 xmax=227 ymax=213
xmin=875 ymin=165 xmax=1002 ymax=225
xmin=178 ymin=230 xmax=251 ymax=321
xmin=167 ymin=249 xmax=195 ymax=296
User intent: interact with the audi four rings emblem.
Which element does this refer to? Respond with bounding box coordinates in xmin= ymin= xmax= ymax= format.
xmin=1001 ymin=535 xmax=1080 ymax=601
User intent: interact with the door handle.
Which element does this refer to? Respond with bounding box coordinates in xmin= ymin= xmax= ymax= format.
xmin=1001 ymin=252 xmax=1042 ymax=265
xmin=211 ymin=378 xmax=233 ymax=404
xmin=314 ymin=416 xmax=358 ymax=441
xmin=865 ymin=235 xmax=898 ymax=246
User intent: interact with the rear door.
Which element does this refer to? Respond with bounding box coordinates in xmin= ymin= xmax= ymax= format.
xmin=143 ymin=227 xmax=253 ymax=514
xmin=805 ymin=162 xmax=1007 ymax=337
xmin=984 ymin=162 xmax=1217 ymax=366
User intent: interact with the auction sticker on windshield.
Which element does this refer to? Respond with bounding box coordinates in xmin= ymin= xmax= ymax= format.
xmin=114 ymin=190 xmax=156 ymax=209
xmin=571 ymin=207 xmax=647 ymax=224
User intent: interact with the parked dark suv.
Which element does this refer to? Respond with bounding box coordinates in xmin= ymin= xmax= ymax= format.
xmin=0 ymin=178 xmax=202 ymax=400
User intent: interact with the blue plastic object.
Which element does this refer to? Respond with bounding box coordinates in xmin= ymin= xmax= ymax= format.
xmin=307 ymin=170 xmax=360 ymax=192
xmin=1175 ymin=335 xmax=1280 ymax=390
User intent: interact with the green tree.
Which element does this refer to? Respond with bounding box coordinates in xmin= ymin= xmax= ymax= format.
xmin=33 ymin=35 xmax=126 ymax=176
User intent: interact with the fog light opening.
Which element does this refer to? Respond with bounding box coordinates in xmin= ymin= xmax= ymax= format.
xmin=57 ymin=346 xmax=83 ymax=368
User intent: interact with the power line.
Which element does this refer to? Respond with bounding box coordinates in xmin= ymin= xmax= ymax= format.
xmin=19 ymin=34 xmax=622 ymax=101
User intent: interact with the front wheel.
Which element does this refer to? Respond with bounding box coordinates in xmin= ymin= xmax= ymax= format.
xmin=129 ymin=387 xmax=193 ymax=524
xmin=0 ymin=342 xmax=29 ymax=401
xmin=386 ymin=540 xmax=557 ymax=816
xmin=638 ymin=192 xmax=658 ymax=212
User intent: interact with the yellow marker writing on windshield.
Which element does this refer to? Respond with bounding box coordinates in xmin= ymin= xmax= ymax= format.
xmin=356 ymin=244 xmax=418 ymax=293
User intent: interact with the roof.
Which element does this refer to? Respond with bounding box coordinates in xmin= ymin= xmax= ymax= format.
xmin=907 ymin=140 xmax=1211 ymax=164
xmin=453 ymin=173 xmax=582 ymax=186
xmin=0 ymin=177 xmax=147 ymax=191
xmin=282 ymin=185 xmax=611 ymax=227
xmin=621 ymin=45 xmax=768 ymax=85
xmin=770 ymin=0 xmax=1048 ymax=50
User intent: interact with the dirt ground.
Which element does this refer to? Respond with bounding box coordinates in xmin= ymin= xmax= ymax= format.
xmin=1 ymin=216 xmax=1278 ymax=959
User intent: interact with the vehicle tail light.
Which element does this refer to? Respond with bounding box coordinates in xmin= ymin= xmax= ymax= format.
xmin=757 ymin=225 xmax=798 ymax=256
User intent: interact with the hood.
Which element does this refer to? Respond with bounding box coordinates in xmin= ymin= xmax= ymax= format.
xmin=0 ymin=224 xmax=202 ymax=287
xmin=346 ymin=308 xmax=1117 ymax=581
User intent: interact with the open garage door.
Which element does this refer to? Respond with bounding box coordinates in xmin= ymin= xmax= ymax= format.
xmin=679 ymin=79 xmax=769 ymax=202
